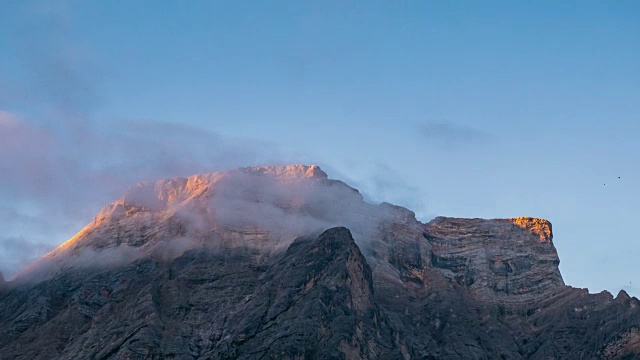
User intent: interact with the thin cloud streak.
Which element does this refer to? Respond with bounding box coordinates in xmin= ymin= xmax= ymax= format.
xmin=417 ymin=121 xmax=490 ymax=150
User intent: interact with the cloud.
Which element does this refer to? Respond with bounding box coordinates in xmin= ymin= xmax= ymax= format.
xmin=0 ymin=112 xmax=60 ymax=199
xmin=0 ymin=2 xmax=416 ymax=281
xmin=0 ymin=2 xmax=291 ymax=278
xmin=417 ymin=121 xmax=490 ymax=150
xmin=0 ymin=236 xmax=53 ymax=276
xmin=1 ymin=0 xmax=100 ymax=123
xmin=0 ymin=111 xmax=284 ymax=278
xmin=339 ymin=163 xmax=428 ymax=219
xmin=14 ymin=166 xmax=406 ymax=283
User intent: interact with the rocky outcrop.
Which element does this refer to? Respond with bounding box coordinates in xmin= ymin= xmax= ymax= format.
xmin=604 ymin=326 xmax=640 ymax=360
xmin=208 ymin=227 xmax=398 ymax=359
xmin=2 ymin=165 xmax=639 ymax=359
xmin=423 ymin=216 xmax=564 ymax=305
xmin=0 ymin=228 xmax=401 ymax=359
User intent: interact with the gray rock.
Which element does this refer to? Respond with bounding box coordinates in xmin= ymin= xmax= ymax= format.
xmin=423 ymin=216 xmax=564 ymax=305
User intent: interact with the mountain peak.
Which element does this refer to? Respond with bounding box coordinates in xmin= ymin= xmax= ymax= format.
xmin=234 ymin=164 xmax=327 ymax=179
xmin=22 ymin=164 xmax=365 ymax=279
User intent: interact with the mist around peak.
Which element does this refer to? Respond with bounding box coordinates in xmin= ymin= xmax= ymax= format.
xmin=13 ymin=165 xmax=410 ymax=283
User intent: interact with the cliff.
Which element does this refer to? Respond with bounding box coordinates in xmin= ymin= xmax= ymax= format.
xmin=423 ymin=216 xmax=564 ymax=305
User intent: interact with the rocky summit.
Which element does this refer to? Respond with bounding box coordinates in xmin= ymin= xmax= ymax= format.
xmin=1 ymin=165 xmax=639 ymax=359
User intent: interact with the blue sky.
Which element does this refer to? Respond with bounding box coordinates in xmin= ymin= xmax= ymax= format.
xmin=0 ymin=1 xmax=638 ymax=295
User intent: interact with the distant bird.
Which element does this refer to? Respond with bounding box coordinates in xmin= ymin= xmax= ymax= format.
xmin=618 ymin=177 xmax=621 ymax=179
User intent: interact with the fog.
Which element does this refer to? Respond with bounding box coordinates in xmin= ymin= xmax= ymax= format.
xmin=12 ymin=166 xmax=406 ymax=284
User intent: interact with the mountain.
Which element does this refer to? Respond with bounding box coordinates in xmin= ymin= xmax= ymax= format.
xmin=1 ymin=164 xmax=639 ymax=359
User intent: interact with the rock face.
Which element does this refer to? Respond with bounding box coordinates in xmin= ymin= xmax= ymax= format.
xmin=424 ymin=216 xmax=564 ymax=305
xmin=1 ymin=165 xmax=639 ymax=359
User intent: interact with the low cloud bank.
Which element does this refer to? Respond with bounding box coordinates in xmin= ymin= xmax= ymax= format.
xmin=14 ymin=166 xmax=406 ymax=284
xmin=0 ymin=114 xmax=283 ymax=279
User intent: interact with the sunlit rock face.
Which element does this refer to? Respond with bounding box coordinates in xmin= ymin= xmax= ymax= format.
xmin=21 ymin=165 xmax=391 ymax=281
xmin=423 ymin=216 xmax=564 ymax=305
xmin=2 ymin=165 xmax=640 ymax=359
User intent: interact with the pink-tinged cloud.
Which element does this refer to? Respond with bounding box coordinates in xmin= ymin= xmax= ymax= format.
xmin=0 ymin=112 xmax=59 ymax=198
xmin=0 ymin=109 xmax=284 ymax=278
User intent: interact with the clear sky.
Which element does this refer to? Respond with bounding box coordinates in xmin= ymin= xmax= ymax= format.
xmin=0 ymin=1 xmax=638 ymax=296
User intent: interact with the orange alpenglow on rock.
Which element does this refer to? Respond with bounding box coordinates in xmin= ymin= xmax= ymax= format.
xmin=508 ymin=216 xmax=553 ymax=242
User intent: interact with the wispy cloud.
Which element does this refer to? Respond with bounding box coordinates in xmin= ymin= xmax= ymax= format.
xmin=19 ymin=166 xmax=404 ymax=283
xmin=0 ymin=110 xmax=284 ymax=278
xmin=0 ymin=3 xmax=286 ymax=278
xmin=363 ymin=164 xmax=427 ymax=217
xmin=0 ymin=236 xmax=53 ymax=276
xmin=417 ymin=121 xmax=490 ymax=150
